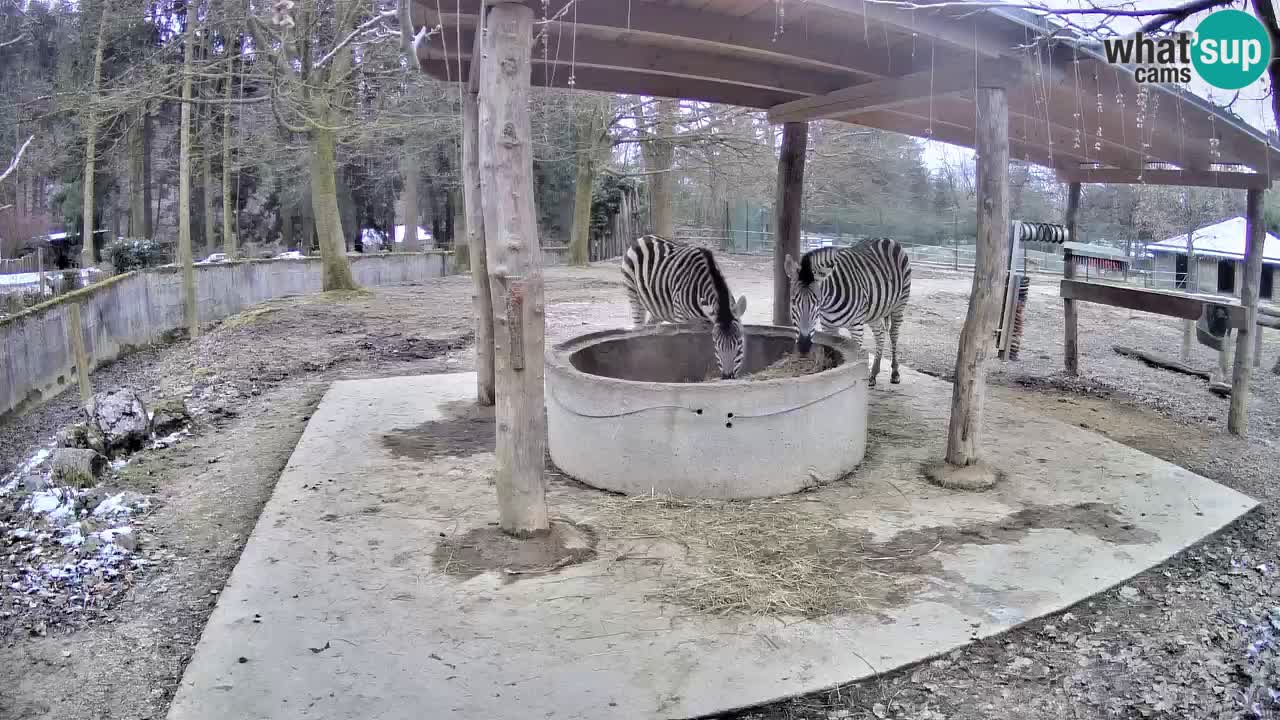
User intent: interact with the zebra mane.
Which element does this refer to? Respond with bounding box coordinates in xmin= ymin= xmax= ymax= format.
xmin=697 ymin=247 xmax=737 ymax=326
xmin=798 ymin=247 xmax=841 ymax=284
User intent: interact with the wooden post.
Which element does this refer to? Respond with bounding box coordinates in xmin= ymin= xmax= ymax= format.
xmin=939 ymin=85 xmax=1010 ymax=480
xmin=1255 ymin=325 xmax=1264 ymax=368
xmin=1062 ymin=182 xmax=1081 ymax=375
xmin=1228 ymin=188 xmax=1267 ymax=435
xmin=478 ymin=2 xmax=549 ymax=537
xmin=37 ymin=246 xmax=46 ymax=298
xmin=773 ymin=121 xmax=808 ymax=326
xmin=66 ymin=304 xmax=93 ymax=409
xmin=463 ymin=69 xmax=495 ymax=406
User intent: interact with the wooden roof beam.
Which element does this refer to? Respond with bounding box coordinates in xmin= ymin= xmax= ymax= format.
xmin=845 ymin=108 xmax=1088 ymax=168
xmin=767 ymin=60 xmax=1028 ymax=124
xmin=429 ymin=27 xmax=862 ymax=99
xmin=415 ymin=0 xmax=922 ymax=81
xmin=1055 ymin=167 xmax=1273 ymax=190
xmin=806 ymin=0 xmax=1009 ymax=58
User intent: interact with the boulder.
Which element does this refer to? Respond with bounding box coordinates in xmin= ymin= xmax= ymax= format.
xmin=90 ymin=389 xmax=151 ymax=457
xmin=22 ymin=473 xmax=48 ymax=493
xmin=51 ymin=448 xmax=108 ymax=489
xmin=149 ymin=397 xmax=191 ymax=436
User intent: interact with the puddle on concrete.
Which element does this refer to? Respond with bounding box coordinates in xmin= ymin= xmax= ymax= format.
xmin=432 ymin=520 xmax=597 ymax=582
xmin=381 ymin=400 xmax=495 ymax=460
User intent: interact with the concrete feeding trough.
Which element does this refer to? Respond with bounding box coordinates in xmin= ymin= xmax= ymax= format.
xmin=545 ymin=324 xmax=868 ymax=499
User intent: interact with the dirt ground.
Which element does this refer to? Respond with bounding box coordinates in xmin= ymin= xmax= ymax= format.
xmin=2 ymin=255 xmax=1279 ymax=720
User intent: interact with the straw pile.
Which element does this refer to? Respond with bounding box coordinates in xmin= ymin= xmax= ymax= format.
xmin=592 ymin=494 xmax=931 ymax=618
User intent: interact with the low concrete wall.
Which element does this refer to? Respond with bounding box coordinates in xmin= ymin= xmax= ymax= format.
xmin=1 ymin=252 xmax=451 ymax=418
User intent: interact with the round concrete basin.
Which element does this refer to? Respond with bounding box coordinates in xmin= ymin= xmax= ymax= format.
xmin=545 ymin=324 xmax=868 ymax=499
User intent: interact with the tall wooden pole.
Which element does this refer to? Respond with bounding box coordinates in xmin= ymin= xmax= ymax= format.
xmin=177 ymin=0 xmax=199 ymax=339
xmin=66 ymin=304 xmax=93 ymax=409
xmin=1228 ymin=188 xmax=1267 ymax=435
xmin=463 ymin=69 xmax=495 ymax=406
xmin=773 ymin=121 xmax=808 ymax=326
xmin=479 ymin=2 xmax=549 ymax=537
xmin=943 ymin=86 xmax=1010 ymax=473
xmin=1062 ymin=182 xmax=1081 ymax=376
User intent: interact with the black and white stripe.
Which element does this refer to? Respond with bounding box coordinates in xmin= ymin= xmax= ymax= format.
xmin=1013 ymin=221 xmax=1070 ymax=246
xmin=622 ymin=235 xmax=748 ymax=379
xmin=784 ymin=238 xmax=912 ymax=386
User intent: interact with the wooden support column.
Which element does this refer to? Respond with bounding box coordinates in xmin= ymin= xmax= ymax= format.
xmin=66 ymin=304 xmax=93 ymax=409
xmin=931 ymin=85 xmax=1010 ymax=490
xmin=1228 ymin=188 xmax=1267 ymax=435
xmin=463 ymin=54 xmax=495 ymax=406
xmin=773 ymin=121 xmax=807 ymax=326
xmin=478 ymin=2 xmax=549 ymax=536
xmin=1062 ymin=182 xmax=1081 ymax=376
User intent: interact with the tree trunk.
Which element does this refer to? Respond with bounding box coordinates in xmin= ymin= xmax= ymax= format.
xmin=222 ymin=75 xmax=236 ymax=258
xmin=128 ymin=110 xmax=146 ymax=238
xmin=177 ymin=1 xmax=198 ymax=338
xmin=1181 ymin=220 xmax=1197 ymax=360
xmin=479 ymin=2 xmax=548 ymax=536
xmin=1063 ymin=183 xmax=1081 ymax=375
xmin=569 ymin=101 xmax=604 ymax=266
xmin=80 ymin=3 xmax=109 ymax=268
xmin=773 ymin=121 xmax=808 ymax=326
xmin=400 ymin=153 xmax=420 ymax=251
xmin=144 ymin=105 xmax=154 ymax=239
xmin=1229 ymin=189 xmax=1267 ymax=435
xmin=201 ymin=114 xmax=216 ymax=255
xmin=463 ymin=88 xmax=494 ymax=405
xmin=642 ymin=99 xmax=677 ymax=239
xmin=943 ymin=86 xmax=1010 ymax=472
xmin=309 ymin=126 xmax=358 ymax=290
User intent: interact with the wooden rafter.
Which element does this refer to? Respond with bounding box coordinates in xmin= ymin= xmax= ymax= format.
xmin=1055 ymin=167 xmax=1272 ymax=190
xmin=767 ymin=60 xmax=1028 ymax=124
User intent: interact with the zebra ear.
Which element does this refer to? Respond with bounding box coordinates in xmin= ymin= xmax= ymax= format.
xmin=784 ymin=254 xmax=799 ymax=281
xmin=732 ymin=295 xmax=747 ymax=319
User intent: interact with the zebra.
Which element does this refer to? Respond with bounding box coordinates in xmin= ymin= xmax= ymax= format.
xmin=784 ymin=237 xmax=912 ymax=386
xmin=622 ymin=235 xmax=748 ymax=380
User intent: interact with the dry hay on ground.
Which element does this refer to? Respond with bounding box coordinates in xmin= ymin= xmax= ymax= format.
xmin=744 ymin=352 xmax=831 ymax=381
xmin=591 ymin=494 xmax=932 ymax=618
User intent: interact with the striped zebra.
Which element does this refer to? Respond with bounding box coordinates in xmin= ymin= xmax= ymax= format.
xmin=784 ymin=238 xmax=912 ymax=386
xmin=622 ymin=235 xmax=748 ymax=380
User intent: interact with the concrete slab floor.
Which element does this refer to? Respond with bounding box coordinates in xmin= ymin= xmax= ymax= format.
xmin=166 ymin=370 xmax=1257 ymax=720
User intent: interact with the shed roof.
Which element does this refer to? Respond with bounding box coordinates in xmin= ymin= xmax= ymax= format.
xmin=411 ymin=0 xmax=1280 ymax=177
xmin=1147 ymin=217 xmax=1280 ymax=263
xmin=1063 ymin=241 xmax=1128 ymax=261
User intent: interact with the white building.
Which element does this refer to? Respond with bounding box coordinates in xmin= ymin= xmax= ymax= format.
xmin=1146 ymin=217 xmax=1279 ymax=300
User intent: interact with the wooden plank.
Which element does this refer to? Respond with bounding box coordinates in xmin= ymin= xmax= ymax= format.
xmin=809 ymin=0 xmax=1007 ymax=58
xmin=1063 ymin=183 xmax=1081 ymax=376
xmin=66 ymin=304 xmax=93 ymax=409
xmin=478 ymin=2 xmax=548 ymax=536
xmin=1056 ymin=167 xmax=1272 ymax=191
xmin=767 ymin=60 xmax=1026 ymax=124
xmin=944 ymin=85 xmax=1009 ymax=471
xmin=419 ymin=58 xmax=804 ymax=110
xmin=1229 ymin=188 xmax=1267 ymax=436
xmin=433 ymin=27 xmax=857 ymax=98
xmin=773 ymin=122 xmax=807 ymax=326
xmin=416 ymin=0 xmax=919 ymax=82
xmin=462 ymin=72 xmax=494 ymax=406
xmin=1059 ymin=279 xmax=1248 ymax=327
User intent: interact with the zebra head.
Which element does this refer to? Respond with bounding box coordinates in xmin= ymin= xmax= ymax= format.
xmin=702 ymin=294 xmax=748 ymax=379
xmin=785 ymin=253 xmax=832 ymax=354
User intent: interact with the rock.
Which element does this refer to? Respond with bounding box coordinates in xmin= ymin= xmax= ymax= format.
xmin=1119 ymin=585 xmax=1141 ymax=602
xmin=22 ymin=473 xmax=48 ymax=493
xmin=111 ymin=529 xmax=139 ymax=552
xmin=149 ymin=397 xmax=191 ymax=436
xmin=50 ymin=448 xmax=108 ymax=488
xmin=55 ymin=423 xmax=91 ymax=449
xmin=90 ymin=389 xmax=151 ymax=457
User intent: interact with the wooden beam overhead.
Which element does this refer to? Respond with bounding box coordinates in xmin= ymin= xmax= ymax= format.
xmin=807 ymin=0 xmax=1008 ymax=58
xmin=431 ymin=28 xmax=860 ymax=98
xmin=768 ymin=60 xmax=1028 ymax=124
xmin=417 ymin=0 xmax=921 ymax=82
xmin=1055 ymin=167 xmax=1272 ymax=190
xmin=1060 ymin=279 xmax=1248 ymax=327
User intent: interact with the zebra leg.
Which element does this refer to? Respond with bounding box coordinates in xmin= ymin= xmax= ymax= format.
xmin=868 ymin=320 xmax=886 ymax=387
xmin=626 ymin=286 xmax=647 ymax=327
xmin=889 ymin=307 xmax=904 ymax=384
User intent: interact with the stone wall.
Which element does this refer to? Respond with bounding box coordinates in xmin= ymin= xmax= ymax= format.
xmin=0 ymin=253 xmax=451 ymax=418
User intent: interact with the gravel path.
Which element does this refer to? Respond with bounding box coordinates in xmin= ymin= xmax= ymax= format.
xmin=1 ymin=256 xmax=1278 ymax=720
